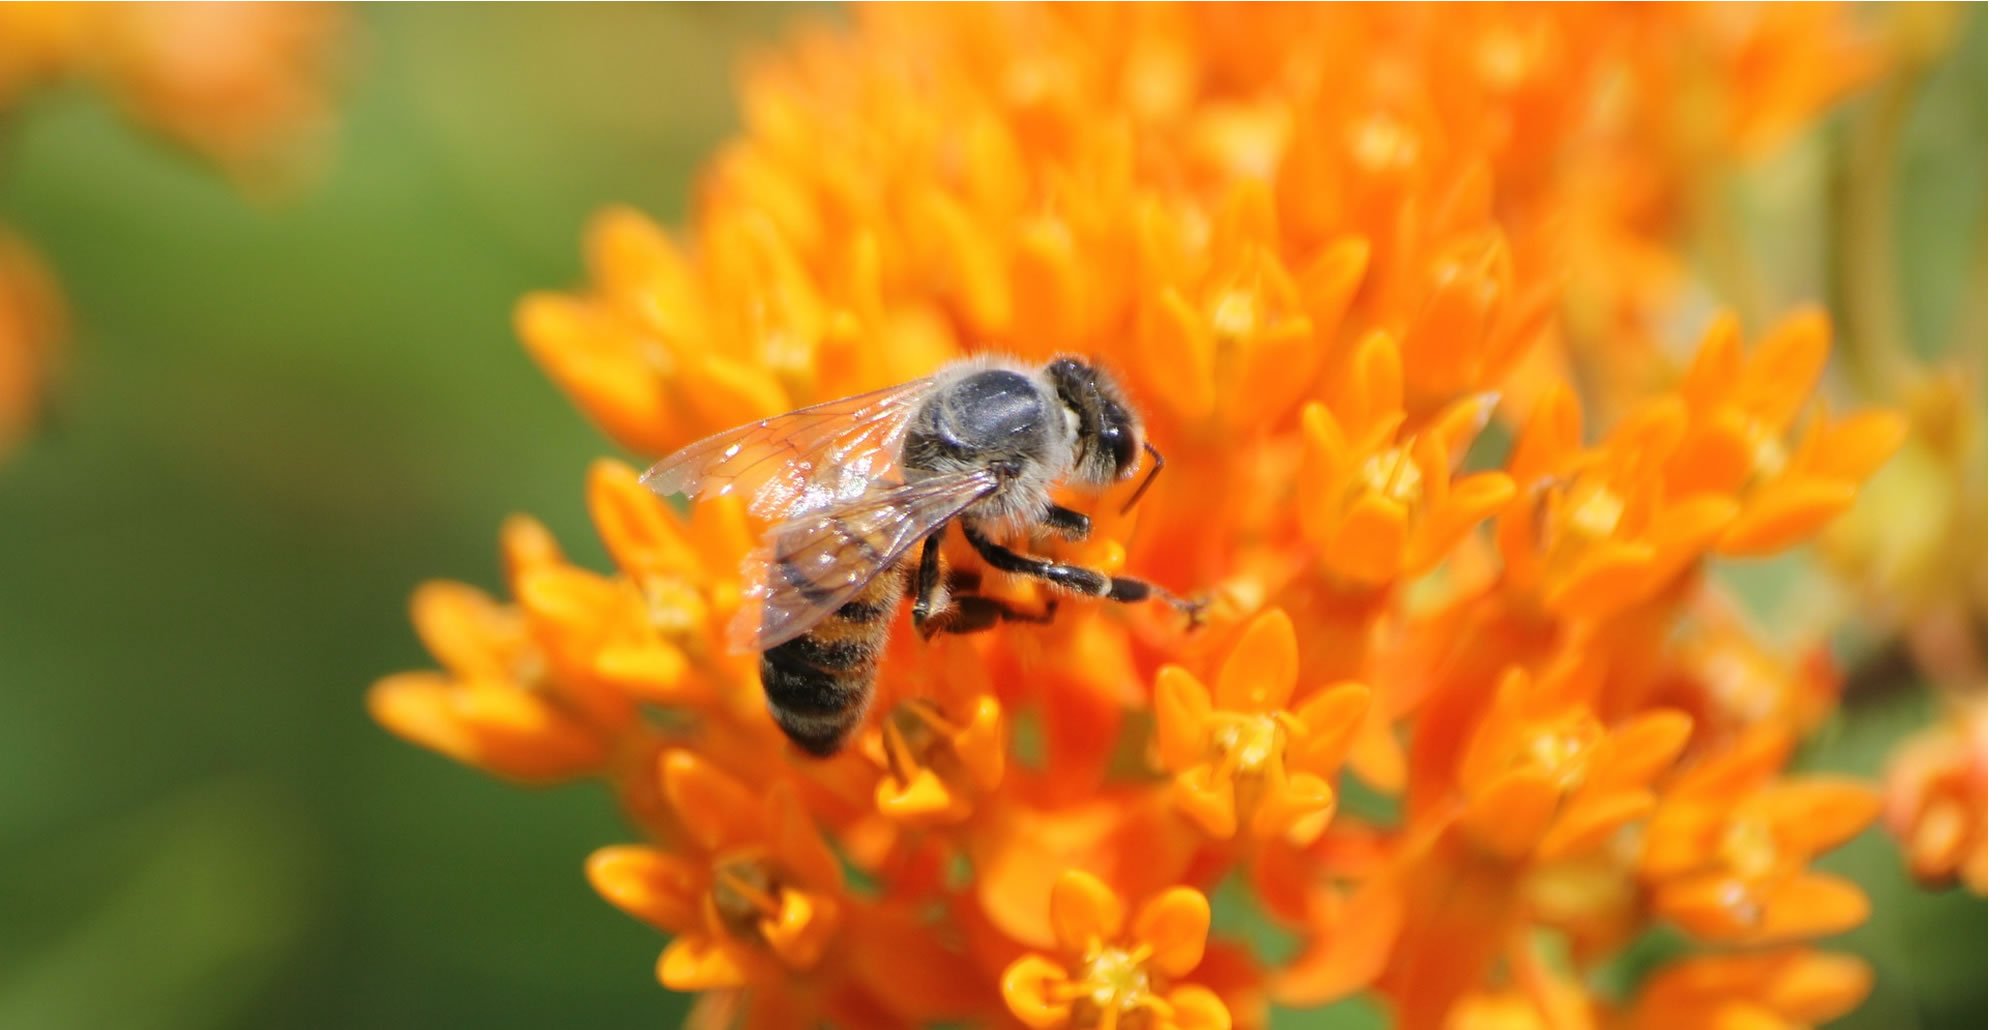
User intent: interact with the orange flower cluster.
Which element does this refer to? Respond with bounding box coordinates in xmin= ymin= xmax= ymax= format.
xmin=0 ymin=2 xmax=345 ymax=464
xmin=0 ymin=232 xmax=64 ymax=459
xmin=0 ymin=2 xmax=343 ymax=187
xmin=375 ymin=5 xmax=1907 ymax=1027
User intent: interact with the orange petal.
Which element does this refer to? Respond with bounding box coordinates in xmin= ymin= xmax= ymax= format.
xmin=1133 ymin=887 xmax=1211 ymax=978
xmin=1173 ymin=766 xmax=1240 ymax=839
xmin=593 ymin=641 xmax=695 ymax=704
xmin=1680 ymin=312 xmax=1744 ymax=412
xmin=1645 ymin=495 xmax=1740 ymax=571
xmin=1270 ymin=877 xmax=1403 ymax=1006
xmin=1411 ymin=470 xmax=1515 ymax=570
xmin=1163 ymin=985 xmax=1233 ymax=1030
xmin=1252 ymin=772 xmax=1335 ymax=841
xmin=1001 ymin=954 xmax=1075 ymax=1029
xmin=759 ymin=886 xmax=838 ymax=970
xmin=1289 ymin=683 xmax=1372 ymax=778
xmin=409 ymin=581 xmax=517 ymax=680
xmin=1298 ymin=236 xmax=1370 ymax=342
xmin=1799 ymin=408 xmax=1906 ymax=481
xmin=1539 ymin=789 xmax=1655 ymax=861
xmin=1719 ymin=478 xmax=1856 ymax=555
xmin=500 ymin=515 xmax=564 ymax=587
xmin=1337 ymin=330 xmax=1405 ymax=440
xmin=516 ymin=292 xmax=678 ymax=454
xmin=1155 ymin=665 xmax=1216 ymax=771
xmin=1545 ymin=540 xmax=1657 ymax=620
xmin=1741 ymin=308 xmax=1830 ymax=427
xmin=660 ymin=749 xmax=761 ymax=853
xmin=588 ymin=457 xmax=700 ymax=577
xmin=1465 ymin=768 xmax=1563 ymax=861
xmin=1510 ymin=384 xmax=1581 ymax=482
xmin=1764 ymin=779 xmax=1880 ymax=855
xmin=585 ymin=845 xmax=703 ymax=932
xmin=768 ymin=781 xmax=844 ymax=893
xmin=1762 ymin=951 xmax=1875 ymax=1022
xmin=1753 ymin=873 xmax=1873 ymax=943
xmin=876 ymin=765 xmax=963 ymax=821
xmin=1138 ymin=288 xmax=1218 ymax=421
xmin=956 ymin=695 xmax=1008 ymax=791
xmin=1321 ymin=494 xmax=1410 ymax=587
xmin=367 ymin=673 xmax=606 ymax=782
xmin=1589 ymin=710 xmax=1693 ymax=790
xmin=657 ymin=934 xmax=750 ymax=992
xmin=676 ymin=352 xmax=790 ymax=435
xmin=1216 ymin=609 xmax=1299 ymax=712
xmin=1050 ymin=869 xmax=1126 ymax=954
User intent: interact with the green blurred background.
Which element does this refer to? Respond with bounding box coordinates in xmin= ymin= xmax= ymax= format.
xmin=0 ymin=6 xmax=1983 ymax=1029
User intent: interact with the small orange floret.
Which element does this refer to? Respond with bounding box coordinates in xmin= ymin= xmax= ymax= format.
xmin=1154 ymin=609 xmax=1370 ymax=842
xmin=1001 ymin=869 xmax=1229 ymax=1030
xmin=1458 ymin=667 xmax=1692 ymax=863
xmin=1298 ymin=333 xmax=1516 ymax=588
xmin=1629 ymin=948 xmax=1874 ymax=1030
xmin=591 ymin=750 xmax=845 ymax=991
xmin=0 ymin=231 xmax=64 ymax=461
xmin=1642 ymin=729 xmax=1879 ymax=944
xmin=1884 ymin=698 xmax=1988 ymax=895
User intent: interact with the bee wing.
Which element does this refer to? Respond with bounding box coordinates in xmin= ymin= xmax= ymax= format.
xmin=639 ymin=376 xmax=939 ymax=520
xmin=727 ymin=468 xmax=1001 ymax=653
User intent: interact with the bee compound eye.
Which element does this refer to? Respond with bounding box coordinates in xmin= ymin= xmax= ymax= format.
xmin=1102 ymin=423 xmax=1136 ymax=474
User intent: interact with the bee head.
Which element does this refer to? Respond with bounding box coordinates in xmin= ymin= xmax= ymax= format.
xmin=1044 ymin=355 xmax=1144 ymax=487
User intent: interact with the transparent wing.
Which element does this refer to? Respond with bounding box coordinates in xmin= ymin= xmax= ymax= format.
xmin=639 ymin=376 xmax=938 ymax=521
xmin=727 ymin=468 xmax=1000 ymax=653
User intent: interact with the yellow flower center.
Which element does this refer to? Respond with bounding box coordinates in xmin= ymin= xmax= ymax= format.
xmin=1068 ymin=944 xmax=1172 ymax=1029
xmin=641 ymin=575 xmax=707 ymax=637
xmin=1359 ymin=446 xmax=1423 ymax=505
xmin=1209 ymin=711 xmax=1291 ymax=778
xmin=1746 ymin=421 xmax=1790 ymax=481
xmin=883 ymin=699 xmax=958 ymax=786
xmin=711 ymin=856 xmax=783 ymax=939
xmin=1719 ymin=816 xmax=1782 ymax=879
xmin=1350 ymin=112 xmax=1419 ymax=172
xmin=1210 ymin=287 xmax=1260 ymax=342
xmin=1521 ymin=716 xmax=1601 ymax=792
xmin=1566 ymin=484 xmax=1626 ymax=539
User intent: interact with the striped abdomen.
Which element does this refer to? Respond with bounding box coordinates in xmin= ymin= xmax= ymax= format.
xmin=760 ymin=565 xmax=902 ymax=757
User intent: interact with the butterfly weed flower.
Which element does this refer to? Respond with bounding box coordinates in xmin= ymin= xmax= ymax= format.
xmin=1000 ymin=870 xmax=1228 ymax=1030
xmin=0 ymin=232 xmax=64 ymax=462
xmin=375 ymin=4 xmax=1917 ymax=1026
xmin=0 ymin=3 xmax=345 ymax=464
xmin=0 ymin=2 xmax=343 ymax=189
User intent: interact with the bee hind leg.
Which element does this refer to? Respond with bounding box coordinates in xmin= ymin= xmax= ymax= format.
xmin=918 ymin=594 xmax=1058 ymax=638
xmin=912 ymin=532 xmax=1059 ymax=638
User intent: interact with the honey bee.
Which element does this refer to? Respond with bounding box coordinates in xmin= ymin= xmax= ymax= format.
xmin=642 ymin=355 xmax=1197 ymax=757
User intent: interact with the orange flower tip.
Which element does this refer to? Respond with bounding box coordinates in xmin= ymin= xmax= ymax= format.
xmin=1132 ymin=887 xmax=1212 ymax=978
xmin=1164 ymin=985 xmax=1232 ymax=1029
xmin=1718 ymin=480 xmax=1857 ymax=555
xmin=1217 ymin=608 xmax=1300 ymax=711
xmin=1002 ymin=955 xmax=1075 ymax=1029
xmin=657 ymin=935 xmax=750 ymax=992
xmin=1051 ymin=870 xmax=1127 ymax=953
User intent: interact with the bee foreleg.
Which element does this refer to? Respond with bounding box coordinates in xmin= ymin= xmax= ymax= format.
xmin=1040 ymin=505 xmax=1091 ymax=541
xmin=961 ymin=523 xmax=1202 ymax=619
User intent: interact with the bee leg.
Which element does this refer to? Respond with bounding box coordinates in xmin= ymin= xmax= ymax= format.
xmin=909 ymin=531 xmax=950 ymax=634
xmin=1040 ymin=505 xmax=1091 ymax=541
xmin=961 ymin=523 xmax=1202 ymax=620
xmin=923 ymin=594 xmax=1059 ymax=637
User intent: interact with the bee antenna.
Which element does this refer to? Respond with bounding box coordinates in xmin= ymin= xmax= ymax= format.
xmin=1120 ymin=442 xmax=1165 ymax=515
